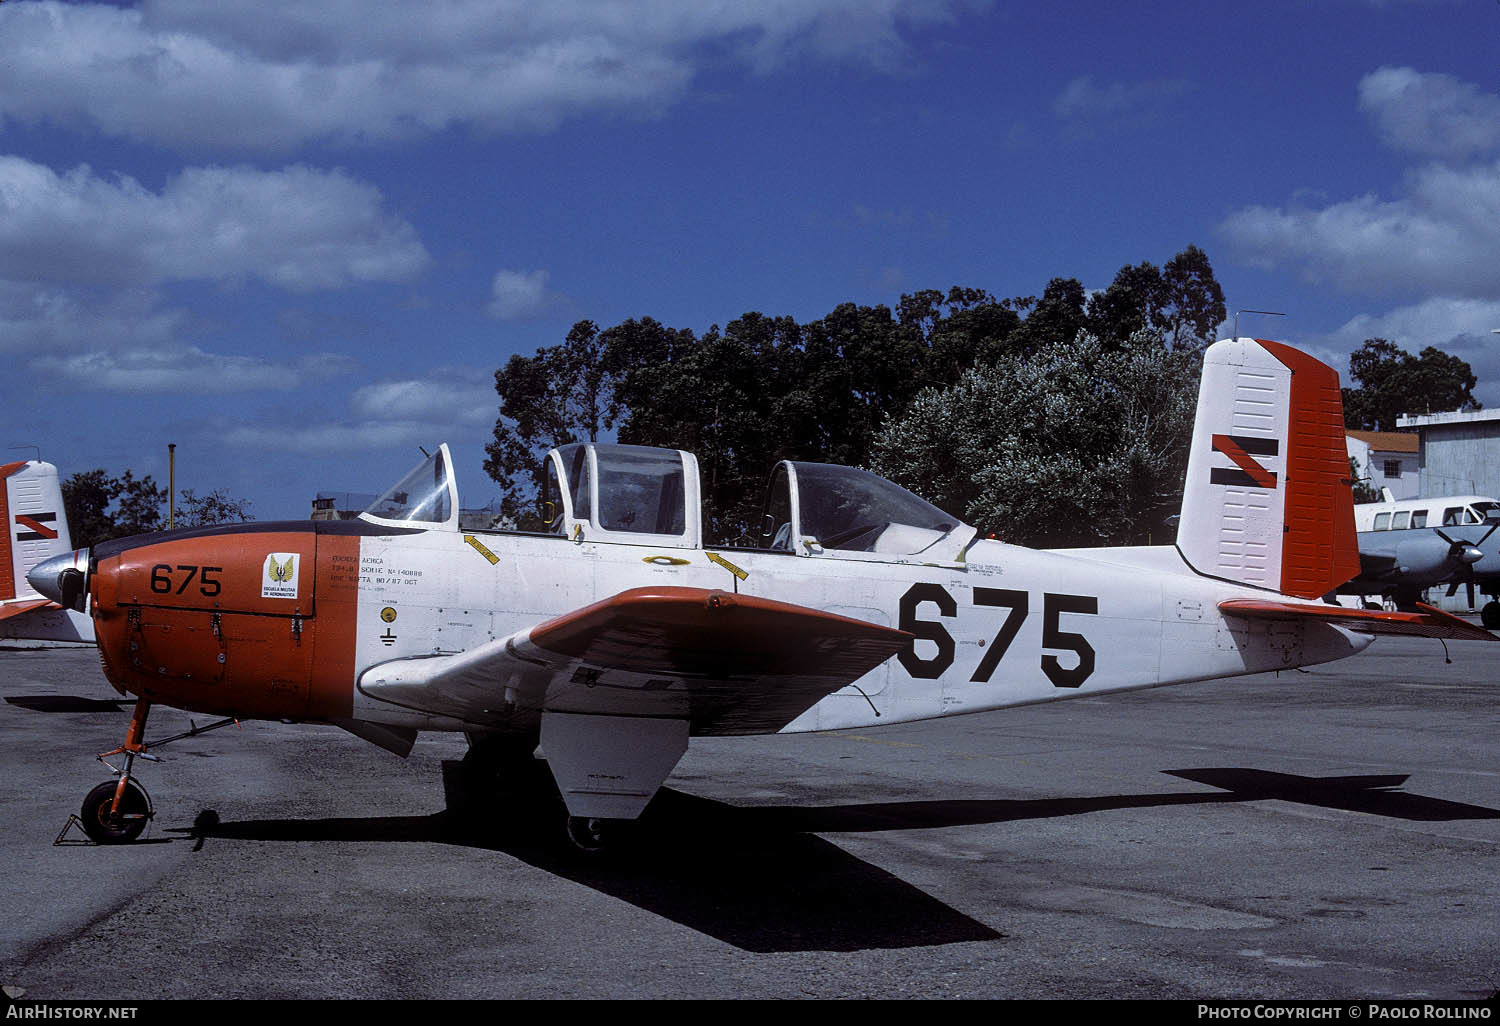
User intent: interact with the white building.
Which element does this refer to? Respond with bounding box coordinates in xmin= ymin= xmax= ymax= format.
xmin=1345 ymin=430 xmax=1419 ymax=500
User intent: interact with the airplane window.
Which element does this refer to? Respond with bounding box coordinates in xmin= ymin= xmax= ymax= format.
xmin=761 ymin=465 xmax=793 ymax=550
xmin=1462 ymin=506 xmax=1483 ymax=525
xmin=1392 ymin=511 xmax=1410 ymax=530
xmin=1412 ymin=511 xmax=1428 ymax=528
xmin=542 ymin=459 xmax=566 ymax=534
xmin=554 ymin=444 xmax=591 ymax=525
xmin=1473 ymin=501 xmax=1500 ymax=522
xmin=1374 ymin=512 xmax=1391 ymax=531
xmin=594 ymin=446 xmax=686 ymax=536
xmin=792 ymin=462 xmax=958 ymax=554
xmin=1443 ymin=507 xmax=1463 ymax=526
xmin=364 ymin=450 xmax=452 ymax=524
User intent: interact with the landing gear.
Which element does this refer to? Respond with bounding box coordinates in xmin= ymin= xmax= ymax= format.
xmin=1482 ymin=601 xmax=1500 ymax=630
xmin=78 ymin=699 xmax=157 ymax=843
xmin=454 ymin=733 xmax=631 ymax=855
xmin=565 ymin=815 xmax=609 ymax=854
xmin=68 ymin=697 xmax=239 ymax=845
xmin=80 ymin=779 xmax=151 ymax=843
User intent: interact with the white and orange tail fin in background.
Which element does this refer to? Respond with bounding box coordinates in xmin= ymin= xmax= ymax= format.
xmin=1177 ymin=338 xmax=1361 ymax=599
xmin=0 ymin=460 xmax=93 ymax=642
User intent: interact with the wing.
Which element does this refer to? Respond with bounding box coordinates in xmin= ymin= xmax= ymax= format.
xmin=0 ymin=598 xmax=55 ymax=622
xmin=1219 ymin=598 xmax=1496 ymax=642
xmin=359 ymin=586 xmax=911 ymax=735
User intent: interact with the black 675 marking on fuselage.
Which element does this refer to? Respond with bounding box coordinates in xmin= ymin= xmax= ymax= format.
xmin=149 ymin=563 xmax=223 ymax=597
xmin=898 ymin=582 xmax=1098 ymax=688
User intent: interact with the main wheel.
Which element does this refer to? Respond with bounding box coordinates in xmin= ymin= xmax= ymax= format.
xmin=565 ymin=815 xmax=609 ymax=854
xmin=80 ymin=779 xmax=151 ymax=844
xmin=1482 ymin=601 xmax=1500 ymax=630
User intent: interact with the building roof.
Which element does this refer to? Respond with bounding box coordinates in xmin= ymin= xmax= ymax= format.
xmin=1396 ymin=408 xmax=1500 ymax=429
xmin=1346 ymin=430 xmax=1418 ymax=454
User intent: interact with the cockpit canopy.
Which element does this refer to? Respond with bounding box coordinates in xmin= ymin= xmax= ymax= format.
xmin=758 ymin=461 xmax=974 ymax=560
xmin=358 ymin=441 xmax=974 ymax=563
xmin=543 ymin=443 xmax=703 ymax=548
xmin=360 ymin=443 xmax=460 ymax=530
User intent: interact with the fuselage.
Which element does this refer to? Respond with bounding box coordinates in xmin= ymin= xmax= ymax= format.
xmin=78 ymin=519 xmax=1372 ymax=738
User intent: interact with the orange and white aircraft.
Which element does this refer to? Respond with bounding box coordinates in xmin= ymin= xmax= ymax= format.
xmin=1 ymin=459 xmax=94 ymax=645
xmin=27 ymin=338 xmax=1494 ymax=849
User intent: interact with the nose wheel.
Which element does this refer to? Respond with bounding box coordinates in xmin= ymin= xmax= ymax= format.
xmin=62 ymin=697 xmax=239 ymax=845
xmin=80 ymin=778 xmax=152 ymax=844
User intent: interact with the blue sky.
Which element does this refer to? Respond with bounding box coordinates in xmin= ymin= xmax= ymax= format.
xmin=2 ymin=0 xmax=1499 ymax=521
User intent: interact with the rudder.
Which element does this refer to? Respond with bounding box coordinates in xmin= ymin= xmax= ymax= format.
xmin=1176 ymin=339 xmax=1359 ymax=599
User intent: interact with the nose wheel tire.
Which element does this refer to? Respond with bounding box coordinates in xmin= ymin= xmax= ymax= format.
xmin=80 ymin=779 xmax=151 ymax=844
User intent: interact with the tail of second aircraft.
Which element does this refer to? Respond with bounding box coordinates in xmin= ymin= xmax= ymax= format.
xmin=1175 ymin=338 xmax=1361 ymax=599
xmin=0 ymin=460 xmax=93 ymax=642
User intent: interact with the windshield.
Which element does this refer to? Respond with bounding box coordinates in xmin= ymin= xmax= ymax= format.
xmin=363 ymin=449 xmax=452 ymax=524
xmin=792 ymin=462 xmax=959 ymax=553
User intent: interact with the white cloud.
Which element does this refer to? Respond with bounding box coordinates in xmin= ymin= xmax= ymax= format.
xmin=1220 ymin=159 xmax=1500 ymax=297
xmin=351 ymin=372 xmax=496 ymax=426
xmin=487 ymin=268 xmax=569 ymax=320
xmin=227 ymin=367 xmax=497 ymax=453
xmin=1317 ymin=296 xmax=1500 ymax=354
xmin=0 ymin=157 xmax=430 ymax=290
xmin=1052 ymin=75 xmax=1190 ymax=129
xmin=0 ymin=0 xmax=966 ymax=151
xmin=30 ymin=345 xmax=355 ymax=394
xmin=224 ymin=421 xmax=439 ymax=453
xmin=1359 ymin=67 xmax=1500 ymax=161
xmin=0 ymin=282 xmax=193 ymax=354
xmin=1306 ymin=296 xmax=1500 ymax=407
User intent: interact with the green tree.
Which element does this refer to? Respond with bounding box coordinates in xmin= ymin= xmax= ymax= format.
xmin=61 ymin=469 xmax=168 ymax=549
xmin=1342 ymin=338 xmax=1480 ymax=431
xmin=176 ymin=488 xmax=255 ymax=527
xmin=483 ymin=319 xmax=622 ymax=526
xmin=614 ymin=313 xmax=798 ymax=541
xmin=1086 ymin=245 xmax=1226 ymax=351
xmin=869 ymin=329 xmax=1200 ymax=547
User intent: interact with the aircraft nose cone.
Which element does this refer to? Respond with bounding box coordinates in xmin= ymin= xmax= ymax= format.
xmin=27 ymin=549 xmax=88 ymax=611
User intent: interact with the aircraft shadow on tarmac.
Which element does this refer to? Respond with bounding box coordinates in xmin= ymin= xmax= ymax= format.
xmin=174 ymin=763 xmax=1498 ymax=953
xmin=5 ymin=695 xmax=127 ymax=713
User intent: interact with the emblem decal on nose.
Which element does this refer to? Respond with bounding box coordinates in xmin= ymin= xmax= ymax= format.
xmin=262 ymin=553 xmax=300 ymax=599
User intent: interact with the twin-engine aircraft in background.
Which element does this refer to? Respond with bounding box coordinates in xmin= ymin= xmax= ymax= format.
xmin=0 ymin=459 xmax=93 ymax=645
xmin=1340 ymin=493 xmax=1500 ymax=626
xmin=26 ymin=338 xmax=1495 ymax=850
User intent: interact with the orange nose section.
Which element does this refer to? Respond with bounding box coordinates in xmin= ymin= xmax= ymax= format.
xmin=91 ymin=525 xmax=358 ymax=721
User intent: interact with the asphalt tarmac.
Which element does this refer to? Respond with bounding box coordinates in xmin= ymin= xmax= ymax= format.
xmin=1 ymin=637 xmax=1496 ymax=1001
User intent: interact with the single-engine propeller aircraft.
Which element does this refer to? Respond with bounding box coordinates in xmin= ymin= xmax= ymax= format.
xmin=27 ymin=338 xmax=1495 ymax=850
xmin=1 ymin=459 xmax=94 ymax=645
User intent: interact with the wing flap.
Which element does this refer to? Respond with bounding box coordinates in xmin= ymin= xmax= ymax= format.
xmin=1219 ymin=598 xmax=1496 ymax=642
xmin=360 ymin=587 xmax=911 ymax=735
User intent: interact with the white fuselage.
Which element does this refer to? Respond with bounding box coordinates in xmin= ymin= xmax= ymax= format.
xmin=345 ymin=529 xmax=1372 ymax=736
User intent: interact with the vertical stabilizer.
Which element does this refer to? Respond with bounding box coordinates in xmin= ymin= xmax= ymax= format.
xmin=1176 ymin=339 xmax=1359 ymax=599
xmin=1 ymin=461 xmax=74 ymax=602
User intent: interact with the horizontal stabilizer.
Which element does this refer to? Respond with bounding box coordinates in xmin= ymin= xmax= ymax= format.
xmin=1219 ymin=598 xmax=1496 ymax=642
